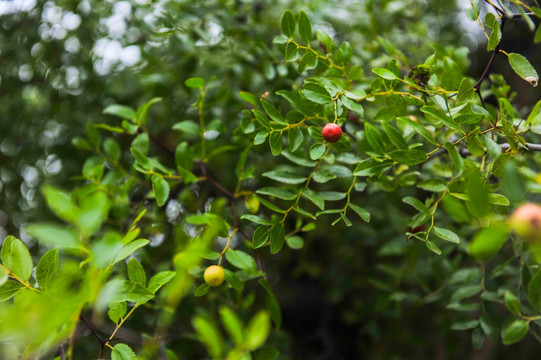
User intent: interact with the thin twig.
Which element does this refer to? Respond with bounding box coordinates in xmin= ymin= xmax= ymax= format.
xmin=430 ymin=142 xmax=541 ymax=158
xmin=80 ymin=314 xmax=107 ymax=359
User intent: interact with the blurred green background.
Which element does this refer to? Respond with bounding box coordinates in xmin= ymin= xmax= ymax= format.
xmin=1 ymin=0 xmax=541 ymax=358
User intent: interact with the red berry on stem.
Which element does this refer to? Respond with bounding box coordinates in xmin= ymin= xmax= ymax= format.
xmin=322 ymin=123 xmax=342 ymax=143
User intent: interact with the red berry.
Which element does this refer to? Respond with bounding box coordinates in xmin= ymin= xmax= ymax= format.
xmin=321 ymin=123 xmax=342 ymax=143
xmin=510 ymin=203 xmax=541 ymax=242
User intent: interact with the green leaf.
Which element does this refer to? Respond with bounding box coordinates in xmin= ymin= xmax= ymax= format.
xmin=364 ymin=123 xmax=385 ymax=155
xmin=254 ymin=346 xmax=280 ymax=360
xmin=255 ymin=194 xmax=286 ymax=214
xmin=26 ymin=224 xmax=80 ymax=249
xmin=108 ymin=302 xmax=127 ymax=324
xmin=245 ymin=311 xmax=271 ymax=350
xmin=282 ymin=150 xmax=317 ymax=167
xmin=284 ymin=42 xmax=299 ymax=62
xmin=301 ymin=188 xmax=324 ymax=210
xmin=389 ymin=149 xmax=427 ymax=166
xmin=420 ymin=106 xmax=460 ymax=131
xmin=223 ymin=269 xmax=243 ymax=291
xmin=382 ymin=122 xmax=408 ymax=149
xmin=504 ymin=291 xmax=521 ymax=316
xmin=508 ymin=53 xmax=539 ymax=87
xmin=309 ymin=143 xmax=326 ymax=160
xmin=112 ymin=239 xmax=149 ymax=265
xmin=396 ymin=116 xmax=439 ymax=146
xmin=336 ymin=41 xmax=352 ymax=65
xmin=185 ymin=77 xmax=205 ymax=88
xmin=485 ymin=13 xmax=501 ymax=51
xmin=147 ymin=271 xmax=176 ymax=294
xmin=254 ymin=131 xmax=268 ymax=145
xmin=270 ymin=223 xmax=285 ymax=254
xmin=288 ymin=127 xmax=304 ymax=152
xmin=451 ymin=285 xmax=482 ymax=302
xmin=480 ymin=314 xmax=499 ymax=343
xmin=36 ymin=248 xmax=59 ymax=290
xmin=176 ymin=141 xmax=194 ymax=170
xmin=172 ymin=120 xmax=200 ymax=135
xmin=445 ymin=142 xmax=464 ymax=177
xmin=528 ymin=269 xmax=541 ymax=312
xmin=502 ymin=160 xmax=526 ymax=204
xmin=469 ymin=222 xmax=509 ymax=258
xmin=0 ymin=236 xmax=33 ymax=281
xmin=433 ymin=227 xmax=460 ymax=244
xmin=151 ymin=175 xmax=170 ymax=207
xmin=256 ymin=187 xmax=296 ymax=201
xmin=241 ymin=215 xmax=272 ymax=226
xmin=194 ymin=283 xmax=209 ymax=297
xmin=353 ymin=159 xmax=393 ymax=177
xmin=451 ymin=319 xmax=479 ymax=331
xmin=127 ymin=258 xmax=146 ymax=286
xmin=298 ymin=11 xmax=311 ymax=44
xmin=108 ymin=280 xmax=154 ymax=303
xmin=488 ymin=193 xmax=510 ymax=206
xmin=225 ymin=249 xmax=257 ymax=272
xmin=316 ymin=30 xmax=332 ymax=52
xmin=135 ymin=97 xmax=162 ymax=125
xmin=219 ymin=306 xmax=244 ymax=346
xmin=0 ymin=267 xmax=6 ymax=287
xmin=349 ymin=204 xmax=370 ymax=222
xmin=286 ymin=236 xmax=304 ymax=249
xmin=281 ymin=10 xmax=296 ymax=38
xmin=131 ymin=133 xmax=149 ymax=155
xmin=103 ymin=104 xmax=136 ymax=121
xmin=192 ymin=316 xmax=223 ymax=359
xmin=472 ymin=328 xmax=485 ymax=350
xmin=112 ymin=343 xmax=137 ymax=360
xmin=41 ymin=184 xmax=79 ymax=223
xmin=260 ymin=99 xmax=286 ymax=125
xmin=304 ymin=83 xmax=332 ymax=104
xmin=502 ymin=319 xmax=529 ymax=345
xmin=525 ymin=99 xmax=541 ymax=127
xmin=465 ymin=167 xmax=490 ymax=218
xmin=130 ymin=147 xmax=151 ymax=169
xmin=402 ymin=196 xmax=430 ymax=214
xmin=252 ymin=226 xmax=271 ymax=249
xmin=457 ymin=78 xmax=474 ymax=102
xmin=372 ymin=68 xmax=398 ymax=80
xmin=341 ymin=97 xmax=364 ymax=117
xmin=425 ymin=241 xmax=441 ymax=255
xmin=262 ymin=170 xmax=306 ymax=184
xmin=239 ymin=91 xmax=258 ymax=106
xmin=104 ymin=138 xmax=121 ymax=162
xmin=417 ymin=178 xmax=447 ymax=192
xmin=269 ymin=132 xmax=283 ymax=156
xmin=0 ymin=281 xmax=24 ymax=302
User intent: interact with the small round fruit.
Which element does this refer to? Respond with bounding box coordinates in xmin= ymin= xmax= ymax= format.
xmin=204 ymin=265 xmax=225 ymax=287
xmin=321 ymin=123 xmax=342 ymax=143
xmin=510 ymin=203 xmax=541 ymax=242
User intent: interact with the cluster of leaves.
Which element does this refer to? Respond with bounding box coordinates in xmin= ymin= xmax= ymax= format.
xmin=2 ymin=0 xmax=541 ymax=359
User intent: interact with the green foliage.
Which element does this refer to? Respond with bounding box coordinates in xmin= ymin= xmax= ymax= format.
xmin=1 ymin=0 xmax=541 ymax=359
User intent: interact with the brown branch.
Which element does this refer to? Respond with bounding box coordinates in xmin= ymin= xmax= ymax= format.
xmin=80 ymin=314 xmax=107 ymax=359
xmin=59 ymin=342 xmax=66 ymax=360
xmin=147 ymin=131 xmax=176 ymax=156
xmin=198 ymin=160 xmax=264 ymax=272
xmin=430 ymin=142 xmax=541 ymax=158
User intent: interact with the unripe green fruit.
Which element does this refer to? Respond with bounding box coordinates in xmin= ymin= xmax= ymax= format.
xmin=510 ymin=203 xmax=541 ymax=242
xmin=204 ymin=265 xmax=225 ymax=287
xmin=321 ymin=123 xmax=342 ymax=143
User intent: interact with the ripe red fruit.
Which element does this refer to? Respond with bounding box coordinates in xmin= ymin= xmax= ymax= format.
xmin=322 ymin=123 xmax=342 ymax=143
xmin=510 ymin=203 xmax=541 ymax=242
